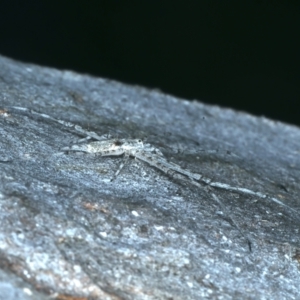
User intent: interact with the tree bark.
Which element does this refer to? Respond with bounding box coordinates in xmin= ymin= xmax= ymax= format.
xmin=0 ymin=55 xmax=300 ymax=299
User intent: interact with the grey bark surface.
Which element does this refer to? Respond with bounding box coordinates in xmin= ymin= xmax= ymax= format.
xmin=0 ymin=55 xmax=300 ymax=299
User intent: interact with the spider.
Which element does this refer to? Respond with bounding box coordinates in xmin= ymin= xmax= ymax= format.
xmin=5 ymin=106 xmax=298 ymax=251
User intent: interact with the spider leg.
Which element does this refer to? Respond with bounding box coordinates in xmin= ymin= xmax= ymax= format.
xmin=134 ymin=150 xmax=209 ymax=183
xmin=208 ymin=181 xmax=299 ymax=216
xmin=7 ymin=106 xmax=108 ymax=141
xmin=211 ymin=192 xmax=253 ymax=251
xmin=75 ymin=136 xmax=93 ymax=144
xmin=61 ymin=143 xmax=94 ymax=153
xmin=134 ymin=150 xmax=253 ymax=250
xmin=111 ymin=154 xmax=130 ymax=181
xmin=135 ymin=149 xmax=299 ymax=222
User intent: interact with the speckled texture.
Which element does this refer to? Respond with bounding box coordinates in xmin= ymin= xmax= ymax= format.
xmin=0 ymin=55 xmax=300 ymax=299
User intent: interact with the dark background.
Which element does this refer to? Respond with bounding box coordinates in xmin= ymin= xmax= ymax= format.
xmin=0 ymin=1 xmax=299 ymax=126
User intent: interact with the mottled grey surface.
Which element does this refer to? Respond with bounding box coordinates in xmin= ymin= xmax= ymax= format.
xmin=0 ymin=55 xmax=300 ymax=299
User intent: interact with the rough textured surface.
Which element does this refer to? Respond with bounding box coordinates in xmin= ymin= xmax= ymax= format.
xmin=0 ymin=55 xmax=300 ymax=299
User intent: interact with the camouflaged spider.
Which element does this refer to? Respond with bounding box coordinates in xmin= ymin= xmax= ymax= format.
xmin=6 ymin=105 xmax=298 ymax=249
xmin=7 ymin=106 xmax=296 ymax=212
